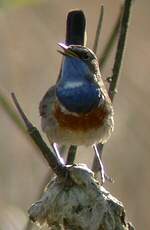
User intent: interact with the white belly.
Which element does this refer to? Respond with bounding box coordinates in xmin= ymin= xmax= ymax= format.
xmin=42 ymin=113 xmax=114 ymax=146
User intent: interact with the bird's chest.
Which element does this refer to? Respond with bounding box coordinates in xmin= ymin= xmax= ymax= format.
xmin=53 ymin=103 xmax=108 ymax=132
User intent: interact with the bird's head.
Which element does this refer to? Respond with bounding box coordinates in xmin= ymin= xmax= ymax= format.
xmin=58 ymin=43 xmax=99 ymax=76
xmin=56 ymin=43 xmax=103 ymax=114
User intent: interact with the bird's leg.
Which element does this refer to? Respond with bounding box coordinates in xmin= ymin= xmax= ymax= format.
xmin=92 ymin=144 xmax=113 ymax=184
xmin=59 ymin=145 xmax=69 ymax=156
xmin=93 ymin=144 xmax=105 ymax=184
xmin=52 ymin=143 xmax=77 ymax=166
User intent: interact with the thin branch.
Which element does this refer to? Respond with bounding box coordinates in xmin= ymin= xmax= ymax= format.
xmin=0 ymin=90 xmax=50 ymax=162
xmin=11 ymin=93 xmax=32 ymax=129
xmin=11 ymin=93 xmax=67 ymax=178
xmin=92 ymin=0 xmax=133 ymax=173
xmin=108 ymin=0 xmax=133 ymax=101
xmin=99 ymin=5 xmax=123 ymax=69
xmin=66 ymin=145 xmax=77 ymax=165
xmin=0 ymin=90 xmax=25 ymax=132
xmin=93 ymin=5 xmax=104 ymax=54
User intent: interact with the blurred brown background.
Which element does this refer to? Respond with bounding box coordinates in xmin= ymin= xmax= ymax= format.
xmin=0 ymin=0 xmax=149 ymax=229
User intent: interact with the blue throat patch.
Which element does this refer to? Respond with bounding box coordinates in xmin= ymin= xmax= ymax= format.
xmin=56 ymin=57 xmax=101 ymax=114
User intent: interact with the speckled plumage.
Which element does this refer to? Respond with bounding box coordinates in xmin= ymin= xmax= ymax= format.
xmin=39 ymin=44 xmax=114 ymax=146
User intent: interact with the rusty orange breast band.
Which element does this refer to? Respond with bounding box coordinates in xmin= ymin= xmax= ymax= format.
xmin=54 ymin=104 xmax=108 ymax=132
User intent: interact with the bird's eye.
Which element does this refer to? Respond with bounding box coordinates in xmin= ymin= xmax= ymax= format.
xmin=81 ymin=52 xmax=89 ymax=60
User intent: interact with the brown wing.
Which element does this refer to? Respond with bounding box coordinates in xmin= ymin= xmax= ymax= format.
xmin=39 ymin=86 xmax=69 ymax=159
xmin=97 ymin=70 xmax=112 ymax=105
xmin=39 ymin=85 xmax=56 ymax=118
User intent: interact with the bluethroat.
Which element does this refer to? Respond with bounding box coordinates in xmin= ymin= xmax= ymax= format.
xmin=39 ymin=43 xmax=114 ymax=160
xmin=39 ymin=11 xmax=114 ymax=184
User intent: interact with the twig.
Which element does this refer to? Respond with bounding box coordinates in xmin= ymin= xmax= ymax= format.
xmin=66 ymin=145 xmax=77 ymax=165
xmin=11 ymin=92 xmax=67 ymax=178
xmin=93 ymin=5 xmax=104 ymax=54
xmin=108 ymin=0 xmax=133 ymax=101
xmin=92 ymin=0 xmax=133 ymax=173
xmin=11 ymin=93 xmax=32 ymax=129
xmin=99 ymin=5 xmax=123 ymax=69
xmin=0 ymin=90 xmax=25 ymax=132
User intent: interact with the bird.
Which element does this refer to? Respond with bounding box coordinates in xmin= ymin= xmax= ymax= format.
xmin=39 ymin=43 xmax=114 ymax=183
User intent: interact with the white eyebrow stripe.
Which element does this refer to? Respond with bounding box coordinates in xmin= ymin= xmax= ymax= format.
xmin=63 ymin=81 xmax=84 ymax=89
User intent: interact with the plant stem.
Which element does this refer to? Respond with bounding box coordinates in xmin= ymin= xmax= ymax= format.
xmin=66 ymin=145 xmax=77 ymax=165
xmin=109 ymin=0 xmax=133 ymax=101
xmin=99 ymin=5 xmax=123 ymax=69
xmin=93 ymin=5 xmax=104 ymax=54
xmin=11 ymin=93 xmax=67 ymax=178
xmin=0 ymin=91 xmax=25 ymax=132
xmin=93 ymin=0 xmax=134 ymax=174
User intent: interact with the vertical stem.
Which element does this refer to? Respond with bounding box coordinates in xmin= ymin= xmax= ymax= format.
xmin=66 ymin=145 xmax=77 ymax=165
xmin=93 ymin=5 xmax=104 ymax=54
xmin=109 ymin=0 xmax=133 ymax=100
xmin=99 ymin=7 xmax=122 ymax=69
xmin=92 ymin=0 xmax=133 ymax=174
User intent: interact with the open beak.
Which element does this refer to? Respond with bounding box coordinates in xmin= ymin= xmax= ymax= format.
xmin=57 ymin=42 xmax=78 ymax=58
